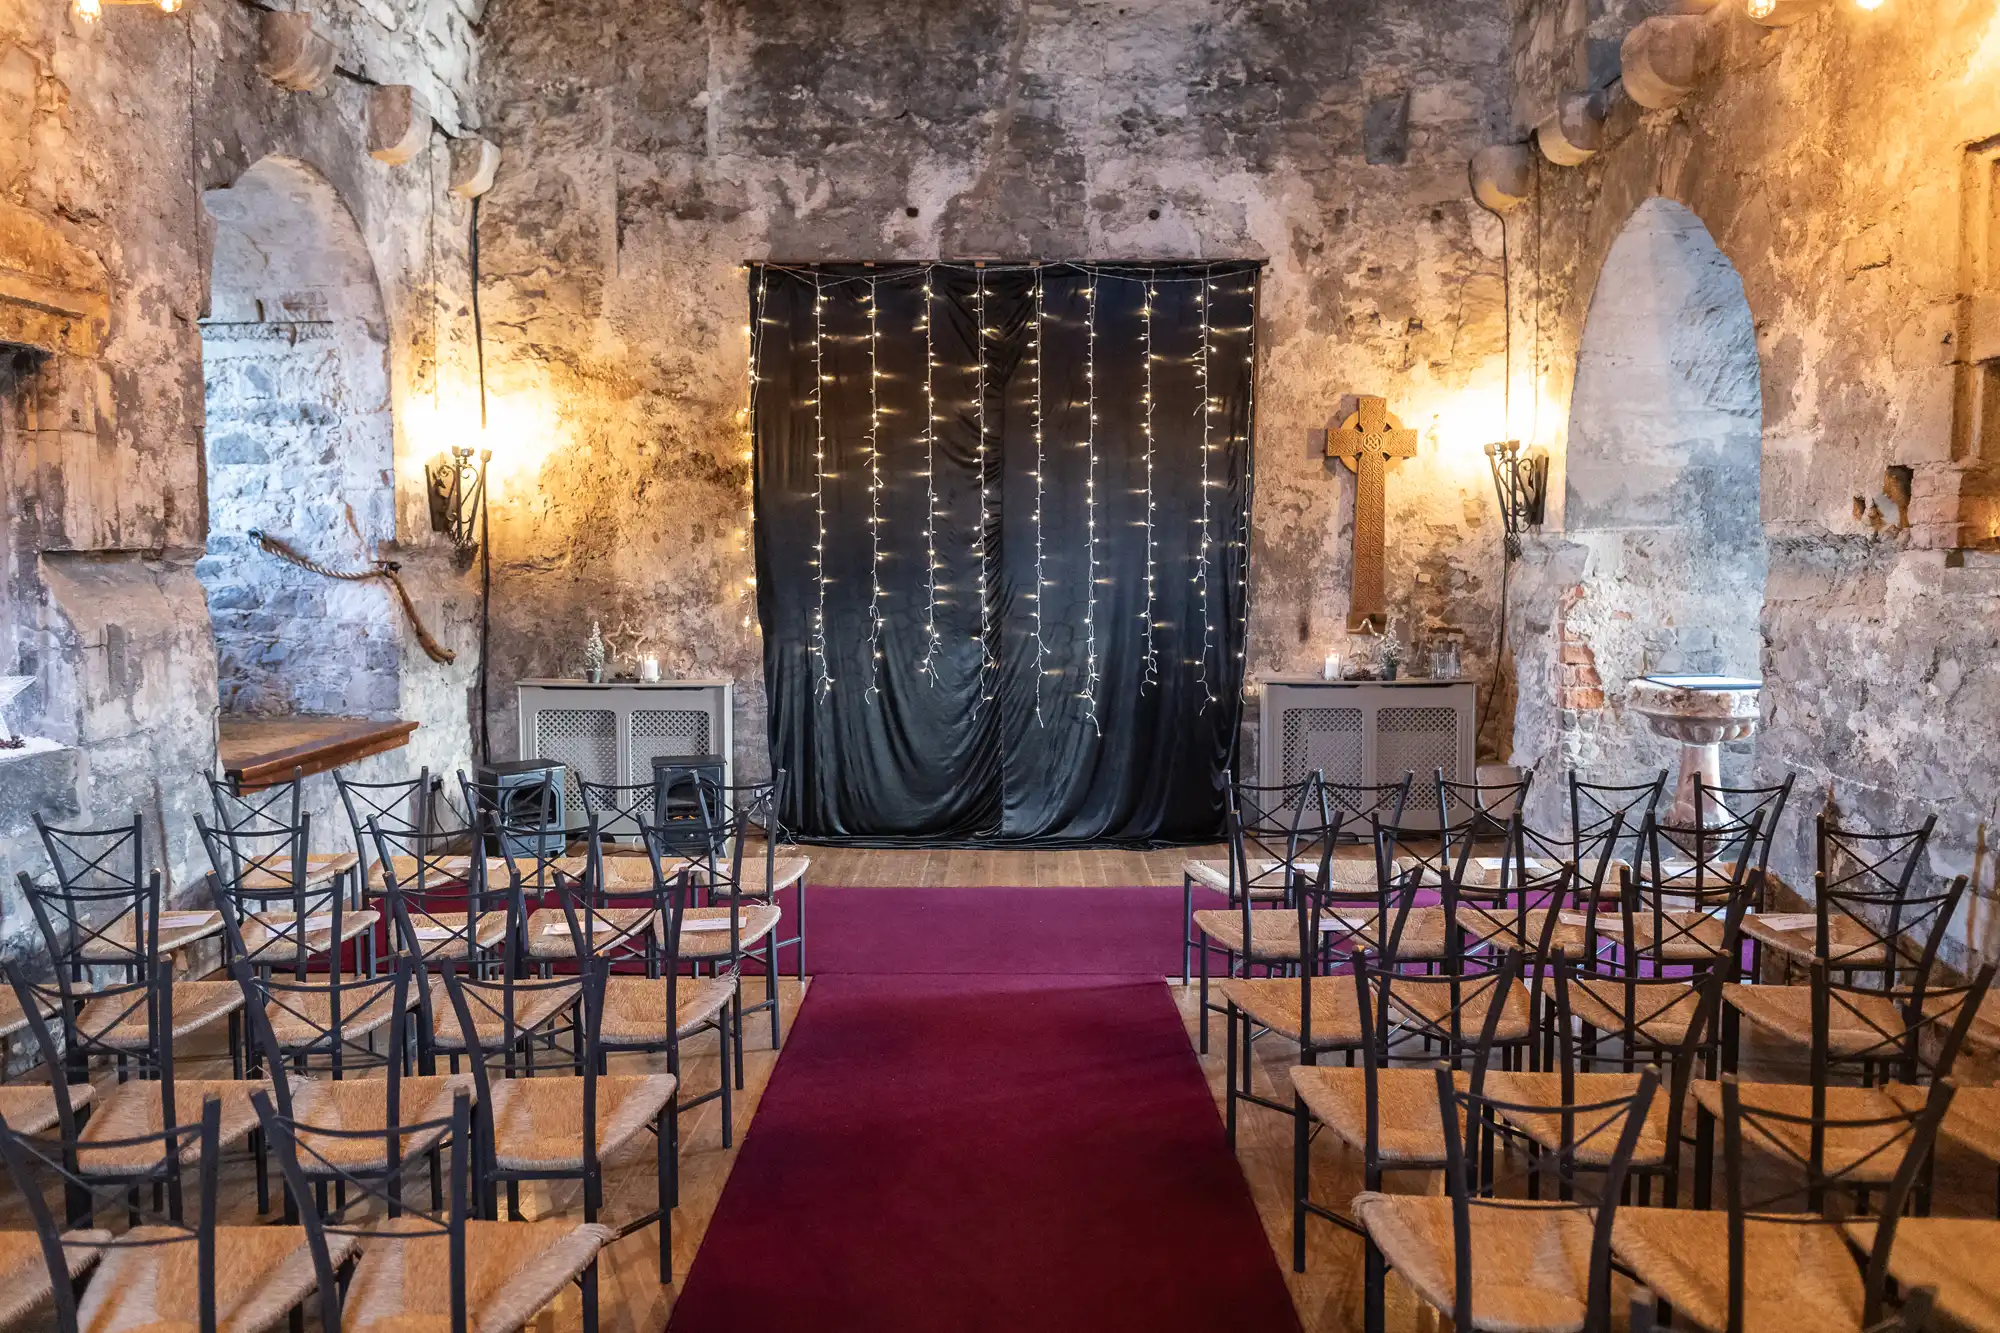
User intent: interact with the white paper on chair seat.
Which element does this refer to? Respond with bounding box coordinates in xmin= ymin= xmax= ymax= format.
xmin=1754 ymin=913 xmax=1817 ymax=931
xmin=678 ymin=917 xmax=738 ymax=933
xmin=1472 ymin=856 xmax=1559 ymax=875
xmin=1558 ymin=910 xmax=1594 ymax=927
xmin=1319 ymin=910 xmax=1377 ymax=931
xmin=158 ymin=912 xmax=218 ymax=929
xmin=258 ymin=914 xmax=336 ymax=936
xmin=412 ymin=925 xmax=459 ymax=941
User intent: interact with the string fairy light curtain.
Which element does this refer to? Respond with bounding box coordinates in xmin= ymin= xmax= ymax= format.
xmin=752 ymin=261 xmax=1259 ymax=846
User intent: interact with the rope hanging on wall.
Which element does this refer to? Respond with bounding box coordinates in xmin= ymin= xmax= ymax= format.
xmin=247 ymin=529 xmax=458 ymax=665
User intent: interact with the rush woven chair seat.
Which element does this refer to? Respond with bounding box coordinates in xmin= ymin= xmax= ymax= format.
xmin=1217 ymin=977 xmax=1363 ymax=1049
xmin=258 ymin=1089 xmax=618 ymax=1333
xmin=340 ymin=1215 xmax=615 ymax=1333
xmin=0 ymin=1085 xmax=95 ymax=1138
xmin=1191 ymin=906 xmax=1310 ymax=961
xmin=1612 ymin=1210 xmax=1870 ymax=1333
xmin=1483 ymin=1071 xmax=1674 ymax=1167
xmin=283 ymin=1077 xmax=476 ymax=1172
xmin=78 ymin=1222 xmax=350 ymax=1333
xmin=70 ymin=1080 xmax=270 ymax=1178
xmin=1688 ymin=1080 xmax=1927 ymax=1185
xmin=1351 ymin=1063 xmax=1655 ymax=1333
xmin=71 ymin=909 xmax=224 ymax=962
xmin=0 ymin=1094 xmax=348 ymax=1333
xmin=1895 ymin=1081 xmax=2000 ymax=1167
xmin=1739 ymin=914 xmax=1907 ymax=972
xmin=1564 ymin=980 xmax=1707 ymax=1046
xmin=524 ymin=906 xmax=657 ymax=961
xmin=401 ymin=909 xmax=512 ymax=963
xmin=236 ymin=852 xmax=360 ymax=893
xmin=75 ymin=980 xmax=244 ymax=1051
xmin=424 ymin=977 xmax=577 ymax=1056
xmin=1388 ymin=975 xmax=1535 ymax=1046
xmin=675 ymin=904 xmax=782 ymax=959
xmin=1353 ymin=1193 xmax=1603 ymax=1333
xmin=598 ymin=975 xmax=736 ymax=1044
xmin=0 ymin=1228 xmax=108 ymax=1331
xmin=481 ymin=1074 xmax=678 ymax=1173
xmin=1723 ymin=982 xmax=1924 ymax=1060
xmin=1294 ymin=1067 xmax=1470 ymax=1165
xmin=1841 ymin=1217 xmax=2000 ymax=1333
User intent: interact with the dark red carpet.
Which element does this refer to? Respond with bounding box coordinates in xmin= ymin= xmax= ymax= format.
xmin=802 ymin=884 xmax=1224 ymax=976
xmin=668 ymin=890 xmax=1297 ymax=1332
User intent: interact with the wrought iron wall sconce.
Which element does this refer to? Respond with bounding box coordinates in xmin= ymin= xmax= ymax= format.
xmin=429 ymin=446 xmax=490 ymax=564
xmin=1484 ymin=438 xmax=1548 ymax=557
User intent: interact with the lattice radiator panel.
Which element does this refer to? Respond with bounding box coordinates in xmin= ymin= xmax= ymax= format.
xmin=1279 ymin=707 xmax=1366 ymax=789
xmin=534 ymin=708 xmax=618 ymax=810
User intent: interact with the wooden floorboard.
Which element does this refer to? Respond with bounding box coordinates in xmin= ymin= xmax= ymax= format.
xmin=801 ymin=844 xmax=1228 ymax=887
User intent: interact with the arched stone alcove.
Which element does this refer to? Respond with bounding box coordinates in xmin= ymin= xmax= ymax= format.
xmin=197 ymin=156 xmax=400 ymax=719
xmin=1556 ymin=196 xmax=1765 ymax=778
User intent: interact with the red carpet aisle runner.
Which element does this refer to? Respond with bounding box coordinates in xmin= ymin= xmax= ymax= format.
xmin=669 ymin=888 xmax=1299 ymax=1333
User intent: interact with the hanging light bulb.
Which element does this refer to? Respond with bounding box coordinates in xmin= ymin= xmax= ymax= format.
xmin=1852 ymin=0 xmax=1883 ymax=9
xmin=157 ymin=0 xmax=183 ymax=13
xmin=73 ymin=0 xmax=101 ymax=22
xmin=1745 ymin=0 xmax=1777 ymax=17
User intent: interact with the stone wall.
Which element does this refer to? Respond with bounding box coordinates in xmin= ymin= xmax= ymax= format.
xmin=473 ymin=0 xmax=1521 ymax=780
xmin=0 ymin=0 xmax=485 ymax=938
xmin=1501 ymin=0 xmax=2000 ymax=960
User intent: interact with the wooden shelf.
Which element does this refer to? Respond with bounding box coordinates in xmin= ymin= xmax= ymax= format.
xmin=218 ymin=716 xmax=418 ymax=789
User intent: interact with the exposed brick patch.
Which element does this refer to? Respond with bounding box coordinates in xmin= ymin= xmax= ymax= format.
xmin=1556 ymin=584 xmax=1606 ymax=712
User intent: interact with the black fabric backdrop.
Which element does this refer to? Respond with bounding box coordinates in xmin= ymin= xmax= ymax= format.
xmin=752 ymin=262 xmax=1258 ymax=846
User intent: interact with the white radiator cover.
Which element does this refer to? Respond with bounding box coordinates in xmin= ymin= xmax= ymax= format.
xmin=1256 ymin=677 xmax=1476 ymax=820
xmin=515 ymin=679 xmax=733 ymax=814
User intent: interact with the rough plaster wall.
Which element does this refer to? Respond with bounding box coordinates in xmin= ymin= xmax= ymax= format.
xmin=1503 ymin=2 xmax=2000 ymax=962
xmin=1542 ymin=196 xmax=1764 ymax=790
xmin=197 ymin=160 xmax=401 ymax=719
xmin=0 ymin=0 xmax=485 ymax=942
xmin=475 ymin=0 xmax=1518 ymax=784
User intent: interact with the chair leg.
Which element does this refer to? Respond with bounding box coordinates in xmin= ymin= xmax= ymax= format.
xmin=1199 ymin=938 xmax=1212 ymax=1055
xmin=795 ymin=881 xmax=807 ymax=984
xmin=1224 ymin=999 xmax=1239 ymax=1148
xmin=1182 ymin=877 xmax=1194 ymax=988
xmin=1365 ymin=1237 xmax=1387 ymax=1333
xmin=668 ymin=1096 xmax=684 ymax=1280
xmin=1292 ymin=1091 xmax=1310 ymax=1273
xmin=766 ymin=932 xmax=781 ymax=1051
xmin=734 ymin=986 xmax=747 ymax=1091
xmin=719 ymin=1011 xmax=735 ymax=1150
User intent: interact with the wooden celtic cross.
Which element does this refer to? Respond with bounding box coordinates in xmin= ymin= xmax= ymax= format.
xmin=1326 ymin=395 xmax=1418 ymax=633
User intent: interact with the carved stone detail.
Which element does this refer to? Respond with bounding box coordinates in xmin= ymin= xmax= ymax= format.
xmin=367 ymin=85 xmax=430 ymax=166
xmin=1469 ymin=144 xmax=1534 ymax=214
xmin=448 ymin=137 xmax=501 ymax=199
xmin=1620 ymin=16 xmax=1713 ymax=111
xmin=257 ymin=11 xmax=335 ymax=93
xmin=1536 ymin=91 xmax=1607 ymax=167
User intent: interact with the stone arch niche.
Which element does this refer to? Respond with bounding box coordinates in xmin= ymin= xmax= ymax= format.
xmin=1556 ymin=196 xmax=1766 ymax=778
xmin=197 ymin=156 xmax=400 ymax=718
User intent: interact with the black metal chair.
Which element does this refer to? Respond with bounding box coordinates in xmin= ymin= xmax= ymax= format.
xmin=1618 ymin=809 xmax=1767 ymax=978
xmin=197 ymin=811 xmax=376 ymax=980
xmin=1289 ymin=933 xmax=1523 ymax=1292
xmin=1613 ymin=1073 xmax=1950 ymax=1333
xmin=31 ymin=812 xmax=224 ymax=975
xmin=1191 ymin=773 xmax=1333 ymax=1052
xmin=440 ymin=957 xmax=675 ymax=1291
xmin=336 ymin=765 xmax=439 ymax=897
xmin=1353 ymin=1064 xmax=1657 ymax=1333
xmin=1691 ymin=770 xmax=1794 ymax=909
xmin=4 ymin=964 xmax=261 ymax=1225
xmin=0 ymin=1093 xmax=346 ymax=1333
xmin=1568 ymin=769 xmax=1667 ymax=889
xmin=1181 ymin=772 xmax=1333 ymax=992
xmin=1436 ymin=766 xmax=1532 ymax=844
xmin=256 ymin=1086 xmax=615 ymax=1333
xmin=1743 ymin=813 xmax=1940 ymax=986
xmin=675 ymin=774 xmax=795 ymax=1087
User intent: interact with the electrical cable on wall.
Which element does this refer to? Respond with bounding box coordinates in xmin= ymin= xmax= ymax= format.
xmin=471 ymin=193 xmax=492 ymax=762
